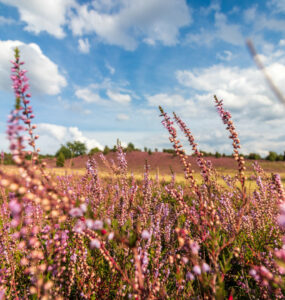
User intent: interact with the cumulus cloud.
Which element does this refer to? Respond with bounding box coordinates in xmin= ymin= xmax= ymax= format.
xmin=106 ymin=90 xmax=131 ymax=104
xmin=36 ymin=123 xmax=103 ymax=153
xmin=69 ymin=0 xmax=191 ymax=50
xmin=0 ymin=40 xmax=67 ymax=95
xmin=78 ymin=38 xmax=90 ymax=53
xmin=116 ymin=113 xmax=130 ymax=121
xmin=0 ymin=0 xmax=75 ymax=38
xmin=75 ymin=79 xmax=132 ymax=105
xmin=75 ymin=87 xmax=105 ymax=103
xmin=176 ymin=62 xmax=285 ymax=113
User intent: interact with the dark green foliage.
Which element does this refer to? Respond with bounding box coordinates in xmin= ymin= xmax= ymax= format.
xmin=103 ymin=146 xmax=110 ymax=155
xmin=266 ymin=151 xmax=278 ymax=161
xmin=248 ymin=153 xmax=261 ymax=160
xmin=215 ymin=151 xmax=221 ymax=158
xmin=56 ymin=152 xmax=65 ymax=167
xmin=89 ymin=147 xmax=101 ymax=155
xmin=66 ymin=141 xmax=87 ymax=157
xmin=163 ymin=148 xmax=176 ymax=154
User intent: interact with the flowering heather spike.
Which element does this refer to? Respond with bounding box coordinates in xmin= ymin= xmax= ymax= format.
xmin=173 ymin=112 xmax=211 ymax=182
xmin=214 ymin=95 xmax=246 ymax=186
xmin=159 ymin=106 xmax=198 ymax=191
xmin=9 ymin=48 xmax=39 ymax=164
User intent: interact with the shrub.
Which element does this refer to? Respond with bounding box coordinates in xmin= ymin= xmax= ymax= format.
xmin=89 ymin=147 xmax=101 ymax=155
xmin=56 ymin=151 xmax=65 ymax=167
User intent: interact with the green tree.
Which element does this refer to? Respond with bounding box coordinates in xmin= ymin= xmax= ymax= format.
xmin=103 ymin=146 xmax=110 ymax=155
xmin=89 ymin=147 xmax=101 ymax=155
xmin=56 ymin=152 xmax=65 ymax=167
xmin=266 ymin=151 xmax=278 ymax=161
xmin=66 ymin=141 xmax=87 ymax=157
xmin=55 ymin=145 xmax=72 ymax=159
xmin=248 ymin=153 xmax=261 ymax=160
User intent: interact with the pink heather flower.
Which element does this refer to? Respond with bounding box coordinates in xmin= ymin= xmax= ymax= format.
xmin=190 ymin=241 xmax=200 ymax=255
xmin=141 ymin=229 xmax=151 ymax=240
xmin=108 ymin=232 xmax=114 ymax=241
xmin=9 ymin=200 xmax=21 ymax=215
xmin=93 ymin=220 xmax=103 ymax=230
xmin=73 ymin=220 xmax=86 ymax=233
xmin=182 ymin=257 xmax=189 ymax=264
xmin=280 ymin=203 xmax=285 ymax=214
xmin=202 ymin=263 xmax=210 ymax=273
xmin=85 ymin=219 xmax=94 ymax=229
xmin=193 ymin=265 xmax=201 ymax=275
xmin=278 ymin=214 xmax=285 ymax=227
xmin=80 ymin=203 xmax=87 ymax=213
xmin=90 ymin=239 xmax=101 ymax=249
xmin=69 ymin=207 xmax=83 ymax=217
xmin=186 ymin=272 xmax=195 ymax=281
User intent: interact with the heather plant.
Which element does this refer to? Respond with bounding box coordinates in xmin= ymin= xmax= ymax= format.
xmin=0 ymin=49 xmax=285 ymax=299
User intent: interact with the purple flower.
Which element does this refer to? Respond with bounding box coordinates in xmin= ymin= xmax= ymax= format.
xmin=93 ymin=220 xmax=103 ymax=230
xmin=9 ymin=200 xmax=21 ymax=215
xmin=141 ymin=230 xmax=151 ymax=240
xmin=193 ymin=265 xmax=201 ymax=275
xmin=69 ymin=207 xmax=83 ymax=218
xmin=202 ymin=263 xmax=210 ymax=273
xmin=90 ymin=239 xmax=101 ymax=249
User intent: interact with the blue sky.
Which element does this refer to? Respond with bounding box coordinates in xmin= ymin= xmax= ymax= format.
xmin=1 ymin=0 xmax=285 ymax=156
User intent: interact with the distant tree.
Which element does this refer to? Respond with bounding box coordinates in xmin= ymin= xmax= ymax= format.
xmin=103 ymin=146 xmax=110 ymax=155
xmin=56 ymin=152 xmax=65 ymax=167
xmin=148 ymin=149 xmax=152 ymax=155
xmin=266 ymin=151 xmax=278 ymax=161
xmin=144 ymin=147 xmax=147 ymax=152
xmin=126 ymin=142 xmax=135 ymax=152
xmin=248 ymin=153 xmax=261 ymax=160
xmin=163 ymin=149 xmax=176 ymax=154
xmin=155 ymin=148 xmax=158 ymax=152
xmin=66 ymin=141 xmax=87 ymax=157
xmin=215 ymin=151 xmax=221 ymax=158
xmin=277 ymin=154 xmax=284 ymax=161
xmin=89 ymin=147 xmax=101 ymax=155
xmin=56 ymin=145 xmax=72 ymax=159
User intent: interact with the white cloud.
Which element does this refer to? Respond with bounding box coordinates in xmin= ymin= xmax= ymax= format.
xmin=75 ymin=79 xmax=132 ymax=105
xmin=176 ymin=62 xmax=285 ymax=111
xmin=75 ymin=87 xmax=105 ymax=103
xmin=106 ymin=90 xmax=131 ymax=104
xmin=78 ymin=38 xmax=90 ymax=53
xmin=106 ymin=62 xmax=115 ymax=75
xmin=0 ymin=16 xmax=16 ymax=25
xmin=36 ymin=123 xmax=103 ymax=153
xmin=186 ymin=12 xmax=243 ymax=46
xmin=216 ymin=50 xmax=233 ymax=61
xmin=0 ymin=0 xmax=75 ymax=38
xmin=69 ymin=0 xmax=191 ymax=50
xmin=0 ymin=40 xmax=67 ymax=95
xmin=116 ymin=113 xmax=129 ymax=121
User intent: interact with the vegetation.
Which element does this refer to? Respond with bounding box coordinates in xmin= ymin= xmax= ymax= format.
xmin=2 ymin=47 xmax=285 ymax=300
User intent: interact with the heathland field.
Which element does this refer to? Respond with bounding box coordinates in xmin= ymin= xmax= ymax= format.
xmin=2 ymin=49 xmax=285 ymax=300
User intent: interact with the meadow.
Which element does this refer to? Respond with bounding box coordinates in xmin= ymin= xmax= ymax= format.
xmin=1 ymin=48 xmax=285 ymax=299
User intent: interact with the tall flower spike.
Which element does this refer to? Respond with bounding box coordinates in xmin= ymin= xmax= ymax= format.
xmin=173 ymin=112 xmax=211 ymax=183
xmin=10 ymin=47 xmax=39 ymax=163
xmin=214 ymin=95 xmax=246 ymax=187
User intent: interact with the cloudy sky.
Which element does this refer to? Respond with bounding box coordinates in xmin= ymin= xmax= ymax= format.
xmin=1 ymin=0 xmax=285 ymax=156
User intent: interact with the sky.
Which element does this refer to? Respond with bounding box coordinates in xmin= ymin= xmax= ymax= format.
xmin=1 ymin=0 xmax=285 ymax=156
